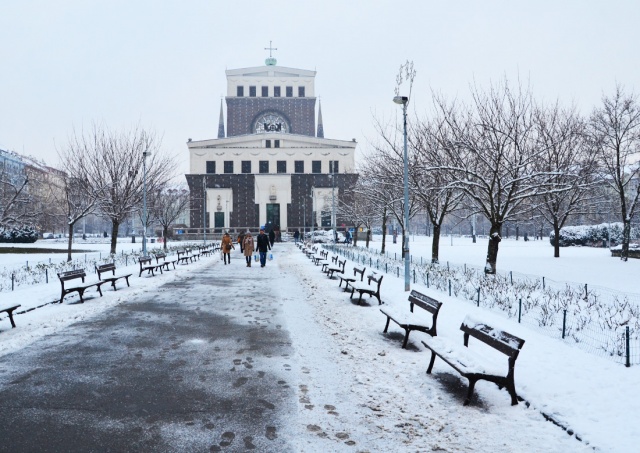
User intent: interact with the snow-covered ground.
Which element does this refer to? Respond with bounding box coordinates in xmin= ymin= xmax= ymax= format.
xmin=1 ymin=235 xmax=639 ymax=451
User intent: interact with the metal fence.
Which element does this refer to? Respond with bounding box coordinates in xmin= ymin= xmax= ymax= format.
xmin=327 ymin=244 xmax=640 ymax=367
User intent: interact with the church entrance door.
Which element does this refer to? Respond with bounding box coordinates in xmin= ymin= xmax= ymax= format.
xmin=266 ymin=204 xmax=280 ymax=228
xmin=214 ymin=212 xmax=224 ymax=229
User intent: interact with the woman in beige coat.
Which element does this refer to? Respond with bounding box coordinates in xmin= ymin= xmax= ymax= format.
xmin=243 ymin=231 xmax=255 ymax=267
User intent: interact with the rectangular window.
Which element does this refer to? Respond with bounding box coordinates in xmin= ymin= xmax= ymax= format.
xmin=249 ymin=86 xmax=256 ymax=97
xmin=298 ymin=86 xmax=305 ymax=97
xmin=261 ymin=86 xmax=268 ymax=97
xmin=312 ymin=160 xmax=321 ymax=174
xmin=274 ymin=140 xmax=280 ymax=148
xmin=259 ymin=161 xmax=269 ymax=174
xmin=274 ymin=86 xmax=281 ymax=97
xmin=236 ymin=86 xmax=244 ymax=97
xmin=265 ymin=140 xmax=271 ymax=148
xmin=277 ymin=161 xmax=287 ymax=173
xmin=286 ymin=86 xmax=293 ymax=97
xmin=329 ymin=160 xmax=339 ymax=173
xmin=241 ymin=161 xmax=251 ymax=173
xmin=224 ymin=161 xmax=234 ymax=174
xmin=206 ymin=161 xmax=216 ymax=174
xmin=294 ymin=161 xmax=304 ymax=173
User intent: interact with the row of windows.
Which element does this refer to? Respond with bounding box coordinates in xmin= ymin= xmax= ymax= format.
xmin=265 ymin=140 xmax=279 ymax=148
xmin=206 ymin=160 xmax=339 ymax=175
xmin=237 ymin=85 xmax=305 ymax=98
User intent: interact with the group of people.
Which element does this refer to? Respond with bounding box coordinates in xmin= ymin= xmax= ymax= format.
xmin=220 ymin=228 xmax=272 ymax=268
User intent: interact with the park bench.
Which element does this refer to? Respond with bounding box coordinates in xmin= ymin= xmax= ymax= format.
xmin=0 ymin=303 xmax=21 ymax=329
xmin=95 ymin=263 xmax=132 ymax=291
xmin=321 ymin=255 xmax=339 ymax=273
xmin=190 ymin=248 xmax=201 ymax=260
xmin=176 ymin=250 xmax=194 ymax=265
xmin=154 ymin=253 xmax=178 ymax=271
xmin=138 ymin=256 xmax=164 ymax=277
xmin=326 ymin=259 xmax=346 ymax=280
xmin=200 ymin=246 xmax=212 ymax=257
xmin=421 ymin=316 xmax=526 ymax=406
xmin=57 ymin=269 xmax=105 ymax=304
xmin=305 ymin=246 xmax=318 ymax=259
xmin=380 ymin=290 xmax=442 ymax=348
xmin=339 ymin=265 xmax=365 ymax=291
xmin=349 ymin=272 xmax=384 ymax=305
xmin=312 ymin=250 xmax=328 ymax=266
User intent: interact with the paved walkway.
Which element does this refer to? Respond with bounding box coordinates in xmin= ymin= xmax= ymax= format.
xmin=0 ymin=250 xmax=299 ymax=452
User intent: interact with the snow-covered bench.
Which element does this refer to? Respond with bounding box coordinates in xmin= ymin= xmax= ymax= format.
xmin=311 ymin=250 xmax=328 ymax=265
xmin=320 ymin=255 xmax=338 ymax=273
xmin=154 ymin=253 xmax=178 ymax=271
xmin=380 ymin=290 xmax=442 ymax=348
xmin=96 ymin=263 xmax=132 ymax=291
xmin=326 ymin=258 xmax=346 ymax=280
xmin=339 ymin=265 xmax=365 ymax=291
xmin=421 ymin=316 xmax=526 ymax=406
xmin=176 ymin=250 xmax=194 ymax=265
xmin=0 ymin=302 xmax=20 ymax=328
xmin=349 ymin=272 xmax=383 ymax=305
xmin=57 ymin=269 xmax=105 ymax=304
xmin=138 ymin=256 xmax=164 ymax=277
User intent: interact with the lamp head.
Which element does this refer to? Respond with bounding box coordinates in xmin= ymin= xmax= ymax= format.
xmin=393 ymin=96 xmax=409 ymax=105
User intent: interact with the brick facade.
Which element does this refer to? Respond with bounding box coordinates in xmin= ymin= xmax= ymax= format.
xmin=226 ymin=98 xmax=316 ymax=137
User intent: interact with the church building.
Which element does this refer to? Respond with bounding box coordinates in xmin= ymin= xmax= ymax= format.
xmin=186 ymin=52 xmax=358 ymax=234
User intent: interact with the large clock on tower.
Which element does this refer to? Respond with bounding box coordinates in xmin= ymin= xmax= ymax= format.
xmin=254 ymin=113 xmax=288 ymax=133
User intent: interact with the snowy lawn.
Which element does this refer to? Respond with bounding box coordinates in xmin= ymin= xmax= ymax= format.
xmin=1 ymin=236 xmax=639 ymax=451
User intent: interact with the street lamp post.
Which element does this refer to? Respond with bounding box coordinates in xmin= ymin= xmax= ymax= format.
xmin=330 ymin=172 xmax=337 ymax=243
xmin=393 ymin=95 xmax=410 ymax=291
xmin=311 ymin=186 xmax=315 ymax=237
xmin=142 ymin=151 xmax=151 ymax=256
xmin=202 ymin=176 xmax=207 ymax=244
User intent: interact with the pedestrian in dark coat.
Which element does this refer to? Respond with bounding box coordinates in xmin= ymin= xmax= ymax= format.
xmin=293 ymin=230 xmax=300 ymax=244
xmin=256 ymin=228 xmax=271 ymax=268
xmin=268 ymin=229 xmax=275 ymax=247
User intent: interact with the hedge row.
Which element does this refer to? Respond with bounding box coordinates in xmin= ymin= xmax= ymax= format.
xmin=549 ymin=222 xmax=639 ymax=247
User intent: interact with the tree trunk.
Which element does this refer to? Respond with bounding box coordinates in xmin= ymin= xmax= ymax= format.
xmin=110 ymin=221 xmax=119 ymax=255
xmin=353 ymin=225 xmax=359 ymax=247
xmin=366 ymin=229 xmax=371 ymax=248
xmin=621 ymin=219 xmax=631 ymax=261
xmin=163 ymin=225 xmax=169 ymax=251
xmin=431 ymin=223 xmax=441 ymax=264
xmin=66 ymin=222 xmax=75 ymax=262
xmin=484 ymin=223 xmax=502 ymax=274
xmin=401 ymin=226 xmax=406 ymax=259
xmin=381 ymin=208 xmax=387 ymax=254
xmin=553 ymin=222 xmax=561 ymax=258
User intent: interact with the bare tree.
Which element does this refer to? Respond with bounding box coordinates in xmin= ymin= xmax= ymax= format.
xmin=0 ymin=164 xmax=34 ymax=226
xmin=58 ymin=175 xmax=100 ymax=261
xmin=151 ymin=185 xmax=190 ymax=251
xmin=533 ymin=102 xmax=601 ymax=257
xmin=590 ymin=85 xmax=640 ymax=261
xmin=60 ymin=124 xmax=175 ymax=254
xmin=411 ymin=100 xmax=466 ymax=263
xmin=440 ymin=79 xmax=565 ymax=274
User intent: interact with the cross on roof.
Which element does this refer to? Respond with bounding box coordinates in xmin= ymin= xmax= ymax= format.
xmin=264 ymin=40 xmax=277 ymax=58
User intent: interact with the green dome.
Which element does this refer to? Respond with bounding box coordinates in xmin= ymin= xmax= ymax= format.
xmin=265 ymin=57 xmax=277 ymax=66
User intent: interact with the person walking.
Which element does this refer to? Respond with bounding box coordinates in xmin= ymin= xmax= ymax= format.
xmin=221 ymin=231 xmax=235 ymax=264
xmin=256 ymin=227 xmax=271 ymax=268
xmin=237 ymin=231 xmax=245 ymax=253
xmin=293 ymin=229 xmax=300 ymax=244
xmin=243 ymin=231 xmax=254 ymax=267
xmin=268 ymin=228 xmax=275 ymax=248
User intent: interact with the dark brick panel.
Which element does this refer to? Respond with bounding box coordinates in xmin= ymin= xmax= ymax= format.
xmin=226 ymin=98 xmax=316 ymax=137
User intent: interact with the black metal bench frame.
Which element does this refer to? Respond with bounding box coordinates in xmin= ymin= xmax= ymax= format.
xmin=0 ymin=303 xmax=21 ymax=328
xmin=326 ymin=259 xmax=346 ymax=279
xmin=96 ymin=263 xmax=132 ymax=291
xmin=57 ymin=269 xmax=105 ymax=304
xmin=154 ymin=253 xmax=177 ymax=270
xmin=340 ymin=266 xmax=365 ymax=291
xmin=380 ymin=290 xmax=442 ymax=348
xmin=138 ymin=256 xmax=164 ymax=277
xmin=421 ymin=318 xmax=526 ymax=405
xmin=350 ymin=273 xmax=383 ymax=305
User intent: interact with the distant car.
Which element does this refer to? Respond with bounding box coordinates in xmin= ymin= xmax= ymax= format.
xmin=42 ymin=232 xmax=54 ymax=239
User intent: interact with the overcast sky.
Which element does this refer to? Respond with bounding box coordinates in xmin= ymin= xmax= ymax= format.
xmin=1 ymin=0 xmax=638 ymax=177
